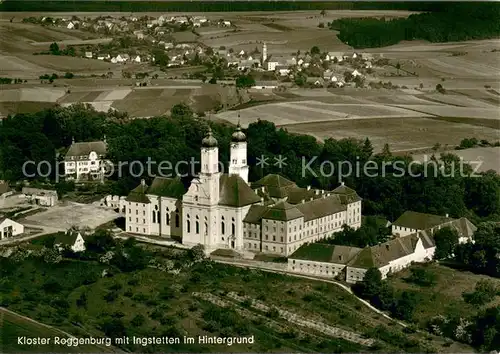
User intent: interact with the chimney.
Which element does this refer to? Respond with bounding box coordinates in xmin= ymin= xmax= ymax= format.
xmin=445 ymin=213 xmax=449 ymax=218
xmin=141 ymin=179 xmax=145 ymax=186
xmin=72 ymin=136 xmax=75 ymax=144
xmin=307 ymin=185 xmax=311 ymax=190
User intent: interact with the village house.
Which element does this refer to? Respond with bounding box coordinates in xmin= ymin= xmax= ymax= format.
xmin=64 ymin=138 xmax=110 ymax=181
xmin=134 ymin=30 xmax=145 ymax=40
xmin=97 ymin=53 xmax=110 ymax=61
xmin=85 ymin=51 xmax=93 ymax=59
xmin=54 ymin=231 xmax=86 ymax=253
xmin=0 ymin=217 xmax=24 ymax=240
xmin=251 ymin=81 xmax=279 ymax=90
xmin=22 ymin=187 xmax=58 ymax=207
xmin=237 ymin=59 xmax=260 ymax=71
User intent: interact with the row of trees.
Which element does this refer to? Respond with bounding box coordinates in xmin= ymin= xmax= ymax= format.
xmin=1 ymin=104 xmax=499 ymax=224
xmin=329 ymin=3 xmax=500 ymax=48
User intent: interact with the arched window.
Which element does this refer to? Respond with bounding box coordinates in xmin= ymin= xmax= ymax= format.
xmin=166 ymin=208 xmax=170 ymax=225
xmin=175 ymin=214 xmax=179 ymax=228
xmin=221 ymin=221 xmax=225 ymax=235
xmin=152 ymin=211 xmax=156 ymax=223
xmin=187 ymin=220 xmax=191 ymax=233
xmin=204 ymin=222 xmax=208 ymax=235
xmin=232 ymin=223 xmax=235 ymax=235
xmin=196 ymin=221 xmax=200 ymax=234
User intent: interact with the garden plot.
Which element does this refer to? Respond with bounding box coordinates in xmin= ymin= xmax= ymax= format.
xmin=94 ymin=88 xmax=132 ymax=101
xmin=0 ymin=88 xmax=65 ymax=102
xmin=192 ymin=291 xmax=374 ymax=347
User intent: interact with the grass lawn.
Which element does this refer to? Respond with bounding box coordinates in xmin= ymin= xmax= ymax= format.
xmin=0 ymin=244 xmax=474 ymax=353
xmin=387 ymin=263 xmax=500 ymax=327
xmin=0 ymin=308 xmax=113 ymax=353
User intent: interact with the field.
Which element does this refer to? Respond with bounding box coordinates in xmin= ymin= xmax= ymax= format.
xmin=0 ymin=308 xmax=112 ymax=353
xmin=412 ymin=147 xmax=500 ymax=173
xmin=387 ymin=263 xmax=500 ymax=328
xmin=0 ymin=245 xmax=473 ymax=353
xmin=0 ymin=11 xmax=498 ymax=154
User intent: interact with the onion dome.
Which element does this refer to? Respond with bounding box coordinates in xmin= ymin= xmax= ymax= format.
xmin=202 ymin=127 xmax=218 ymax=148
xmin=231 ymin=122 xmax=246 ymax=143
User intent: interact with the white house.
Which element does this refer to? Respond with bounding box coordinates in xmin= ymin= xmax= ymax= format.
xmin=222 ymin=20 xmax=231 ymax=27
xmin=0 ymin=217 xmax=24 ymax=240
xmin=85 ymin=51 xmax=93 ymax=59
xmin=133 ymin=55 xmax=141 ymax=63
xmin=66 ymin=22 xmax=75 ymax=29
xmin=391 ymin=211 xmax=455 ymax=237
xmin=22 ymin=188 xmax=58 ymax=207
xmin=55 ymin=231 xmax=86 ymax=253
xmin=64 ymin=138 xmax=111 ymax=181
xmin=352 ymin=69 xmax=361 ymax=77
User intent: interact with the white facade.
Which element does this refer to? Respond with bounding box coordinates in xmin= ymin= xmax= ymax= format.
xmin=64 ymin=140 xmax=110 ymax=181
xmin=124 ymin=128 xmax=362 ymax=256
xmin=0 ymin=218 xmax=24 ymax=240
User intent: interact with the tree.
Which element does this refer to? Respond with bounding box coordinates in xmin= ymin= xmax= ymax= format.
xmin=188 ymin=244 xmax=206 ymax=262
xmin=433 ymin=227 xmax=459 ymax=260
xmin=392 ymin=291 xmax=417 ymax=321
xmin=49 ymin=42 xmax=60 ymax=55
xmin=320 ymin=9 xmax=327 ymax=16
xmin=235 ymin=74 xmax=256 ymax=88
xmin=357 ymin=267 xmax=382 ymax=300
xmin=310 ymin=46 xmax=321 ymax=56
xmin=209 ymin=77 xmax=217 ymax=84
xmin=381 ymin=143 xmax=391 ymax=158
xmin=152 ymin=48 xmax=169 ymax=67
xmin=436 ymin=83 xmax=445 ymax=94
xmin=361 ymin=138 xmax=374 ymax=159
xmin=64 ymin=72 xmax=74 ymax=79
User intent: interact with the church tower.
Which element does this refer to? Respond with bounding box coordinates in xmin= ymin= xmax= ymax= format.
xmin=200 ymin=127 xmax=220 ymax=205
xmin=229 ymin=122 xmax=249 ymax=183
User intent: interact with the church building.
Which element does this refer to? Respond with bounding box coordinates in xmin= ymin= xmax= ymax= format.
xmin=124 ymin=124 xmax=362 ymax=256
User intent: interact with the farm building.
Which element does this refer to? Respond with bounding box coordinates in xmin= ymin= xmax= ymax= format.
xmin=22 ymin=187 xmax=58 ymax=207
xmin=288 ymin=211 xmax=476 ymax=283
xmin=0 ymin=217 xmax=24 ymax=240
xmin=251 ymin=81 xmax=278 ymax=90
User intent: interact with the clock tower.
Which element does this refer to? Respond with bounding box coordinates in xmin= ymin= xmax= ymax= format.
xmin=229 ymin=122 xmax=249 ymax=183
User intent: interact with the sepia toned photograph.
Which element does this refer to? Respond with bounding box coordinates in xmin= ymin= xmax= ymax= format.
xmin=0 ymin=1 xmax=499 ymax=353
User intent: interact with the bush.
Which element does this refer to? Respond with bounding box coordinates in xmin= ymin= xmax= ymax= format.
xmin=406 ymin=267 xmax=437 ymax=287
xmin=463 ymin=279 xmax=499 ymax=305
xmin=130 ymin=314 xmax=145 ymax=327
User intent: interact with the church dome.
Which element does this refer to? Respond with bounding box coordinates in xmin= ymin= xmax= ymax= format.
xmin=231 ymin=123 xmax=246 ymax=143
xmin=202 ymin=127 xmax=218 ymax=148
